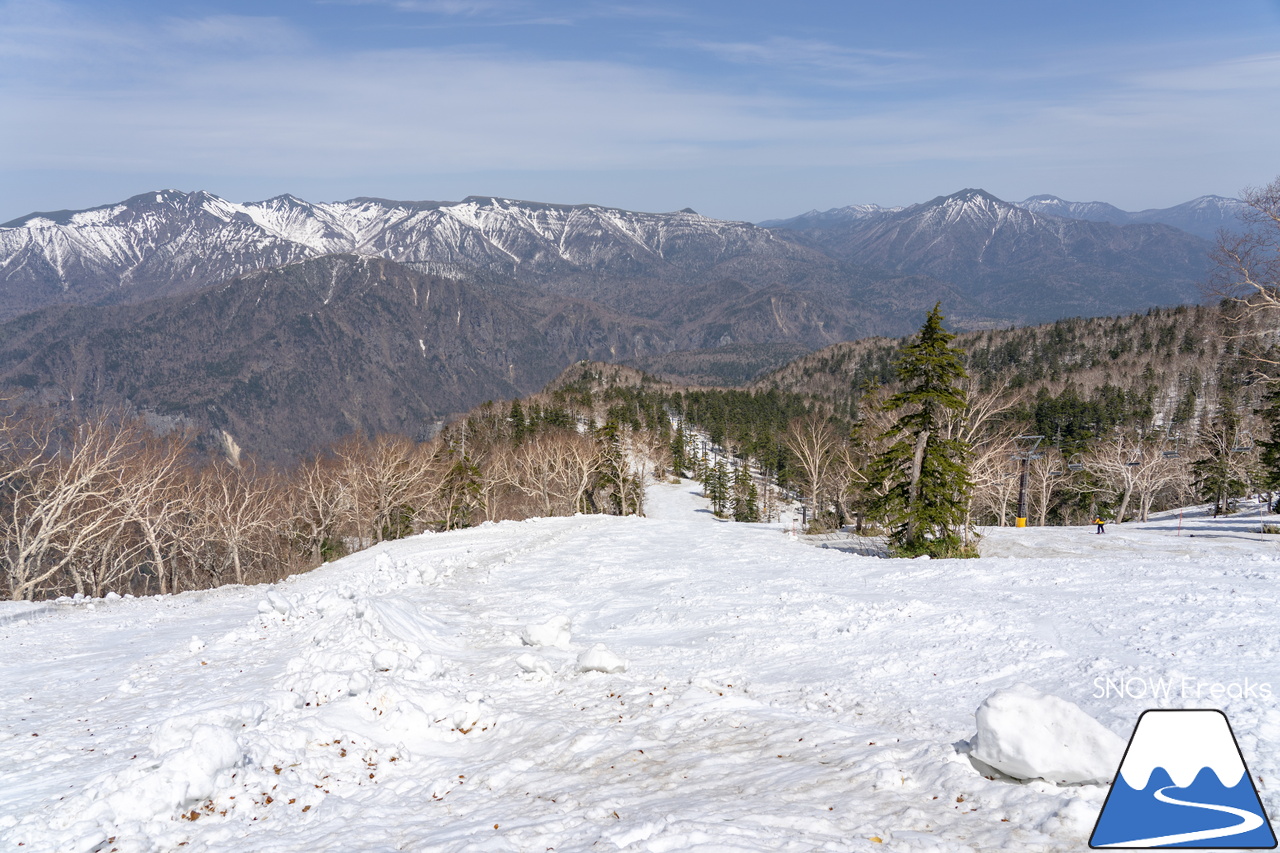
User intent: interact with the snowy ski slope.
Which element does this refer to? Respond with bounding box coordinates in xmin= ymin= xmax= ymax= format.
xmin=2 ymin=482 xmax=1278 ymax=851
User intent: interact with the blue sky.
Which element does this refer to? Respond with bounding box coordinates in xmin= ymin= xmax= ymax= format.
xmin=2 ymin=0 xmax=1279 ymax=223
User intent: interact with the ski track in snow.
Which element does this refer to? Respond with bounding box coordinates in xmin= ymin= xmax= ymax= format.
xmin=2 ymin=482 xmax=1279 ymax=852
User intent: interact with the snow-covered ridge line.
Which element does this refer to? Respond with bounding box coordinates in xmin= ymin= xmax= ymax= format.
xmin=763 ymin=188 xmax=1246 ymax=241
xmin=0 ymin=189 xmax=777 ymax=310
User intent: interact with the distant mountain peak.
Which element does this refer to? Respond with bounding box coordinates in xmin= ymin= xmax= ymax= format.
xmin=942 ymin=187 xmax=1001 ymax=203
xmin=1016 ymin=192 xmax=1246 ymax=238
xmin=758 ymin=202 xmax=899 ymax=229
xmin=908 ymin=188 xmax=1027 ymax=225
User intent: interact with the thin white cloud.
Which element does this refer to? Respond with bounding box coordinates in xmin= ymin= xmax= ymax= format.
xmin=1131 ymin=52 xmax=1280 ymax=92
xmin=162 ymin=15 xmax=308 ymax=52
xmin=0 ymin=0 xmax=141 ymax=62
xmin=695 ymin=36 xmax=916 ymax=69
xmin=683 ymin=35 xmax=938 ymax=91
xmin=323 ymin=0 xmax=532 ymax=17
xmin=384 ymin=0 xmax=522 ymax=14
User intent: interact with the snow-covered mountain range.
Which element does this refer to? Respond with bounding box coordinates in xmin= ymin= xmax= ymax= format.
xmin=756 ymin=203 xmax=904 ymax=229
xmin=0 ymin=190 xmax=823 ymax=320
xmin=1016 ymin=194 xmax=1247 ymax=240
xmin=767 ymin=189 xmax=1214 ymax=324
xmin=0 ymin=186 xmax=1221 ymax=450
xmin=768 ymin=191 xmax=1247 ymax=241
xmin=0 ymin=187 xmax=1223 ymax=328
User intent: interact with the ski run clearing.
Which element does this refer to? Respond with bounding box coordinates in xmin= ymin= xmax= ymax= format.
xmin=2 ymin=480 xmax=1278 ymax=852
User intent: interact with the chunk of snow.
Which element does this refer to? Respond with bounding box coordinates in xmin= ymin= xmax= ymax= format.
xmin=576 ymin=643 xmax=627 ymax=674
xmin=101 ymin=724 xmax=242 ymax=823
xmin=968 ymin=683 xmax=1123 ymax=785
xmin=372 ymin=649 xmax=406 ymax=672
xmin=258 ymin=589 xmax=295 ymax=616
xmin=515 ymin=653 xmax=553 ymax=675
xmin=347 ymin=671 xmax=370 ymax=695
xmin=522 ymin=615 xmax=572 ymax=649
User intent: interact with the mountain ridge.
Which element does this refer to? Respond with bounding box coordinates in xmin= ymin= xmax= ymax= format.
xmin=765 ymin=190 xmax=1246 ymax=241
xmin=0 ymin=187 xmax=1216 ymax=336
xmin=764 ymin=188 xmax=1213 ymax=328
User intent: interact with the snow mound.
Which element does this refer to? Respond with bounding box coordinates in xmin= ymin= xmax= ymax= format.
xmin=257 ymin=589 xmax=296 ymax=617
xmin=80 ymin=723 xmax=244 ymax=828
xmin=969 ymin=683 xmax=1123 ymax=785
xmin=515 ymin=653 xmax=553 ymax=675
xmin=521 ymin=614 xmax=572 ymax=649
xmin=576 ymin=643 xmax=627 ymax=674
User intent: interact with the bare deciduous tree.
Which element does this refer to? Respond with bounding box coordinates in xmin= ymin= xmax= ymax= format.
xmin=968 ymin=437 xmax=1019 ymax=526
xmin=1083 ymin=434 xmax=1188 ymax=523
xmin=783 ymin=413 xmax=842 ymax=527
xmin=1 ymin=414 xmax=140 ymax=600
xmin=292 ymin=454 xmax=351 ymax=563
xmin=118 ymin=432 xmax=192 ymax=594
xmin=194 ymin=462 xmax=283 ymax=586
xmin=1210 ymin=176 xmax=1280 ymax=369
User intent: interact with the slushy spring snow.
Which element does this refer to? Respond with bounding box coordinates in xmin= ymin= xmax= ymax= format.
xmin=2 ymin=480 xmax=1278 ymax=851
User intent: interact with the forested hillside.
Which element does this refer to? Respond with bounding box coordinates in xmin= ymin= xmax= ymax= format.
xmin=754 ymin=304 xmax=1262 ymax=444
xmin=539 ymin=298 xmax=1280 ymax=538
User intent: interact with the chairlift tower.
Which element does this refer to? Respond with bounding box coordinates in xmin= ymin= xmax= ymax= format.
xmin=1013 ymin=435 xmax=1045 ymax=528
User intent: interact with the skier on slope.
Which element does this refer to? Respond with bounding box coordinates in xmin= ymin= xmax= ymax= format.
xmin=1094 ymin=516 xmax=1106 ymax=534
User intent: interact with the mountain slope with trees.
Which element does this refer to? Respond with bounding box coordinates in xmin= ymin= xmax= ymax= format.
xmin=0 ymin=255 xmax=672 ymax=461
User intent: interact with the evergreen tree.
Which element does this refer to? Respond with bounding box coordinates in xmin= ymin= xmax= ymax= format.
xmin=670 ymin=423 xmax=689 ymax=478
xmin=508 ymin=399 xmax=528 ymax=443
xmin=702 ymin=459 xmax=730 ymax=517
xmin=869 ymin=303 xmax=976 ymax=557
xmin=441 ymin=455 xmax=482 ymax=530
xmin=1257 ymin=387 xmax=1280 ymax=505
xmin=732 ymin=464 xmax=760 ymax=523
xmin=1192 ymin=396 xmax=1249 ymax=516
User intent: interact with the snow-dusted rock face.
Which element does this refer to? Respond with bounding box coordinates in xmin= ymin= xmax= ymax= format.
xmin=0 ymin=190 xmax=814 ymax=320
xmin=969 ymin=683 xmax=1124 ymax=785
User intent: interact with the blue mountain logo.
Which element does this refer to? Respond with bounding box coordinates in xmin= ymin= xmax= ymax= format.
xmin=1090 ymin=709 xmax=1276 ymax=848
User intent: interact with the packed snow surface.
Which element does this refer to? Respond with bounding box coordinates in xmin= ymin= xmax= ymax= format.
xmin=2 ymin=483 xmax=1279 ymax=851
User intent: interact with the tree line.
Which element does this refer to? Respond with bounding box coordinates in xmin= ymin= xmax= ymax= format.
xmin=0 ymin=395 xmax=657 ymax=601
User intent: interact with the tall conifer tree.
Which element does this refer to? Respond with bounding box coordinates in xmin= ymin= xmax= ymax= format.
xmin=870 ymin=303 xmax=975 ymax=557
